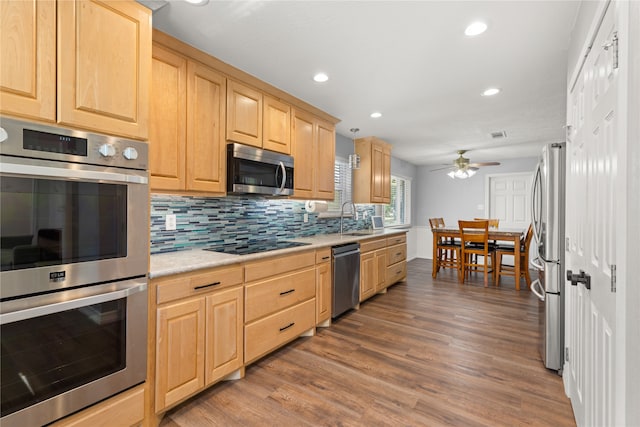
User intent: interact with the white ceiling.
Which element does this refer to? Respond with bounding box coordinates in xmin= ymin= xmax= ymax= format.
xmin=151 ymin=0 xmax=580 ymax=167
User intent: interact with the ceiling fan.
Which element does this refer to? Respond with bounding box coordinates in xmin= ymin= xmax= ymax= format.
xmin=431 ymin=150 xmax=501 ymax=179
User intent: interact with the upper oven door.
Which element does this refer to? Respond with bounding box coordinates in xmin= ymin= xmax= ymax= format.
xmin=0 ymin=156 xmax=148 ymax=299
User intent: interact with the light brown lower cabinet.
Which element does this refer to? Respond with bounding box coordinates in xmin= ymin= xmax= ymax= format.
xmin=153 ymin=265 xmax=244 ymax=413
xmin=51 ymin=385 xmax=144 ymax=427
xmin=315 ymin=248 xmax=332 ymax=325
xmin=244 ymin=251 xmax=317 ymax=365
xmin=359 ymin=233 xmax=406 ymax=302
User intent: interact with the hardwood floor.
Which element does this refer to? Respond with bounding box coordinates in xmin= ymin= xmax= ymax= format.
xmin=160 ymin=258 xmax=575 ymax=426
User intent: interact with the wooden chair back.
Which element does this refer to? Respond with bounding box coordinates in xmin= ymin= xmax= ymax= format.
xmin=474 ymin=218 xmax=499 ymax=229
xmin=429 ymin=217 xmax=445 ymax=229
xmin=459 ymin=220 xmax=489 ymax=248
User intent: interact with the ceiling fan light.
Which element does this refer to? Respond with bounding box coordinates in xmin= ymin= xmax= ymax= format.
xmin=447 ymin=171 xmax=456 ymax=179
xmin=467 ymin=168 xmax=477 ymax=177
xmin=454 ymin=169 xmax=469 ymax=179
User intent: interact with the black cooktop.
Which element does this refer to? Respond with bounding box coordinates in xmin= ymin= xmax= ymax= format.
xmin=204 ymin=240 xmax=311 ymax=256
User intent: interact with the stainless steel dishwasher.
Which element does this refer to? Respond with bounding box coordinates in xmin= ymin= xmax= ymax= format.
xmin=332 ymin=242 xmax=360 ymax=318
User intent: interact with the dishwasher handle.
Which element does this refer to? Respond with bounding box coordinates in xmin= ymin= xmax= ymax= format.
xmin=333 ymin=248 xmax=360 ymax=258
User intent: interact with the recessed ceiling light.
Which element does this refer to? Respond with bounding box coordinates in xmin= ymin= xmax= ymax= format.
xmin=370 ymin=112 xmax=382 ymax=118
xmin=184 ymin=0 xmax=209 ymax=5
xmin=482 ymin=87 xmax=501 ymax=96
xmin=465 ymin=21 xmax=488 ymax=36
xmin=313 ymin=73 xmax=329 ymax=83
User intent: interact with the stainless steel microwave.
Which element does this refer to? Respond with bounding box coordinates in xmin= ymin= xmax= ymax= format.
xmin=227 ymin=143 xmax=294 ymax=196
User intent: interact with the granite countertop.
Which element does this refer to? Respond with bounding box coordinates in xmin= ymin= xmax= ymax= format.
xmin=149 ymin=228 xmax=408 ymax=279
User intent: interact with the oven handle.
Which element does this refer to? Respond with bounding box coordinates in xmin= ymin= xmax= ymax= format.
xmin=0 ymin=162 xmax=148 ymax=184
xmin=0 ymin=280 xmax=147 ymax=325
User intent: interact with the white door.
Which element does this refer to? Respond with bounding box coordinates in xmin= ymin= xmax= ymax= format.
xmin=487 ymin=173 xmax=532 ymax=229
xmin=565 ymin=2 xmax=623 ymax=426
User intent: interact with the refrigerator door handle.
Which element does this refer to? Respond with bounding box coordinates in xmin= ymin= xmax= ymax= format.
xmin=530 ymin=279 xmax=545 ymax=301
xmin=530 ymin=256 xmax=544 ymax=271
xmin=531 ymin=163 xmax=542 ymax=243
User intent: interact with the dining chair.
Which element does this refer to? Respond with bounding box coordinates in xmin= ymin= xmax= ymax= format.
xmin=474 ymin=218 xmax=500 ymax=229
xmin=429 ymin=217 xmax=461 ymax=279
xmin=458 ymin=220 xmax=496 ymax=287
xmin=495 ymin=223 xmax=534 ymax=288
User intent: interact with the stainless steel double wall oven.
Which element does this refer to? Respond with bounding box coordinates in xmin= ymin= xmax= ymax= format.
xmin=0 ymin=118 xmax=149 ymax=426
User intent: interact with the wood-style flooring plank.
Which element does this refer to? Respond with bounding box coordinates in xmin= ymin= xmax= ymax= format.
xmin=160 ymin=258 xmax=575 ymax=426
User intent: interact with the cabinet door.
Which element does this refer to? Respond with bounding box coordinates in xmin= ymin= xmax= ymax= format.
xmin=375 ymin=249 xmax=387 ymax=292
xmin=149 ymin=45 xmax=187 ymax=191
xmin=382 ymin=144 xmax=392 ymax=203
xmin=263 ymin=95 xmax=291 ymax=154
xmin=371 ymin=142 xmax=385 ymax=203
xmin=226 ymin=80 xmax=262 ymax=147
xmin=314 ymin=119 xmax=336 ymax=200
xmin=205 ymin=286 xmax=243 ymax=385
xmin=360 ymin=252 xmax=376 ymax=302
xmin=291 ymin=109 xmax=315 ymax=199
xmin=57 ymin=0 xmax=151 ymax=139
xmin=0 ymin=0 xmax=55 ymax=121
xmin=156 ymin=298 xmax=205 ymax=411
xmin=316 ymin=261 xmax=331 ymax=324
xmin=186 ymin=62 xmax=226 ymax=193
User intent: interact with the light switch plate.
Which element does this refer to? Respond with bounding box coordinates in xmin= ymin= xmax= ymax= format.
xmin=166 ymin=214 xmax=176 ymax=231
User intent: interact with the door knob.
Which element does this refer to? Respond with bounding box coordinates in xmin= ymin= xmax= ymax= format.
xmin=566 ymin=269 xmax=591 ymax=290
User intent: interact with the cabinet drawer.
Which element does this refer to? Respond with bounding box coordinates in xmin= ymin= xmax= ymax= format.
xmin=315 ymin=247 xmax=331 ymax=264
xmin=386 ymin=260 xmax=407 ymax=285
xmin=386 ymin=234 xmax=406 ymax=246
xmin=245 ymin=250 xmax=315 ymax=282
xmin=156 ymin=265 xmax=243 ymax=304
xmin=360 ymin=237 xmax=387 ymax=253
xmin=245 ymin=299 xmax=315 ymax=364
xmin=52 ymin=385 xmax=144 ymax=427
xmin=245 ymin=268 xmax=315 ymax=322
xmin=387 ymin=243 xmax=407 ymax=266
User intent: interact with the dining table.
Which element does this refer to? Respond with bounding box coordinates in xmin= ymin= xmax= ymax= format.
xmin=431 ymin=226 xmax=527 ymax=290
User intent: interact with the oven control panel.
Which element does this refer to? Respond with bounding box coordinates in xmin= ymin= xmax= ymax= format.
xmin=0 ymin=117 xmax=148 ymax=170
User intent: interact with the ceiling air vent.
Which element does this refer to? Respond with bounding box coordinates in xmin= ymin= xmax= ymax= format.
xmin=490 ymin=130 xmax=507 ymax=139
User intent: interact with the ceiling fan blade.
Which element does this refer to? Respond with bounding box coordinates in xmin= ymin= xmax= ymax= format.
xmin=430 ymin=165 xmax=455 ymax=172
xmin=468 ymin=161 xmax=501 ymax=167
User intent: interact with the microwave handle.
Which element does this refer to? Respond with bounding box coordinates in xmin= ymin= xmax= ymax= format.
xmin=0 ymin=162 xmax=148 ymax=185
xmin=277 ymin=161 xmax=287 ymax=194
xmin=0 ymin=280 xmax=147 ymax=325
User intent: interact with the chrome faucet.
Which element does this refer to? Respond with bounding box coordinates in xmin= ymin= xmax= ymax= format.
xmin=340 ymin=201 xmax=355 ymax=234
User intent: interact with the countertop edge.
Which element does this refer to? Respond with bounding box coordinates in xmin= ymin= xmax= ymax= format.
xmin=149 ymin=229 xmax=408 ymax=279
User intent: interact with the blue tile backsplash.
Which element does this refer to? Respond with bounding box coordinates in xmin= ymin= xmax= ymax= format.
xmin=150 ymin=195 xmax=377 ymax=254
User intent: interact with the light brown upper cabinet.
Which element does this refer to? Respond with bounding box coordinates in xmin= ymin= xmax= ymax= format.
xmin=0 ymin=0 xmax=151 ymax=140
xmin=0 ymin=0 xmax=56 ymax=121
xmin=353 ymin=136 xmax=392 ymax=204
xmin=227 ymin=80 xmax=292 ymax=154
xmin=149 ymin=44 xmax=187 ymax=191
xmin=291 ymin=109 xmax=335 ymax=201
xmin=149 ymin=43 xmax=226 ymax=194
xmin=263 ymin=95 xmax=291 ymax=154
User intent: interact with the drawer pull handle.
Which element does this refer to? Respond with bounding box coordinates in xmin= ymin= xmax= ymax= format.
xmin=396 ymin=252 xmax=402 ymax=256
xmin=279 ymin=322 xmax=295 ymax=332
xmin=396 ymin=270 xmax=402 ymax=274
xmin=322 ymin=256 xmax=330 ymax=260
xmin=279 ymin=289 xmax=295 ymax=296
xmin=194 ymin=281 xmax=221 ymax=290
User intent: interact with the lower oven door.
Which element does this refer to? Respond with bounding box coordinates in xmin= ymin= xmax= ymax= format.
xmin=0 ymin=278 xmax=147 ymax=427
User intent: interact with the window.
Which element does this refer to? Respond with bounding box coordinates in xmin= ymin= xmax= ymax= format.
xmin=324 ymin=157 xmax=353 ymax=216
xmin=383 ymin=175 xmax=411 ymax=226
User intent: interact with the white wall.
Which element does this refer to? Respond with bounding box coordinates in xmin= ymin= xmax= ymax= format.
xmin=413 ymin=157 xmax=538 ymax=259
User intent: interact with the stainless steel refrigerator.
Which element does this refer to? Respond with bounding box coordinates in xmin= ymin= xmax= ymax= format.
xmin=530 ymin=142 xmax=565 ymax=373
